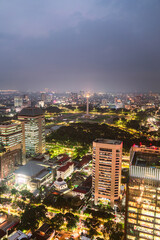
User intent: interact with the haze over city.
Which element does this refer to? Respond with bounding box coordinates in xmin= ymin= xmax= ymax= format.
xmin=0 ymin=0 xmax=160 ymax=92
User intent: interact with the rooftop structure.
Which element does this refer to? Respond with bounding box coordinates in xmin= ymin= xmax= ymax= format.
xmin=94 ymin=138 xmax=122 ymax=145
xmin=125 ymin=146 xmax=160 ymax=240
xmin=19 ymin=107 xmax=44 ymax=117
xmin=14 ymin=160 xmax=53 ymax=191
xmin=54 ymin=177 xmax=68 ymax=191
xmin=77 ymin=155 xmax=92 ymax=169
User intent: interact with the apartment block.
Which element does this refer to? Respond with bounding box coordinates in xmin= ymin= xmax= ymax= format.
xmin=92 ymin=139 xmax=123 ymax=206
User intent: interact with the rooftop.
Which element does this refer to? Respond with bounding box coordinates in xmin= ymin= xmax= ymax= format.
xmin=14 ymin=161 xmax=49 ymax=177
xmin=18 ymin=107 xmax=44 ymax=117
xmin=57 ymin=155 xmax=70 ymax=164
xmin=131 ymin=151 xmax=160 ymax=168
xmin=58 ymin=162 xmax=74 ymax=172
xmin=34 ymin=170 xmax=51 ymax=180
xmin=94 ymin=138 xmax=122 ymax=145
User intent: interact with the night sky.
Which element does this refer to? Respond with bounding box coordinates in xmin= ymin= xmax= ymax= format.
xmin=0 ymin=0 xmax=160 ymax=92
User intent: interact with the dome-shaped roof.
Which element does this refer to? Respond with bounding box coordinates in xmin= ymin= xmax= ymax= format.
xmin=57 ymin=177 xmax=63 ymax=182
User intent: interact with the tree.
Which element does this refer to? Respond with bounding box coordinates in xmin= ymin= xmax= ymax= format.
xmin=11 ymin=188 xmax=18 ymax=201
xmin=20 ymin=204 xmax=47 ymax=232
xmin=89 ymin=227 xmax=99 ymax=238
xmin=45 ymin=106 xmax=62 ymax=114
xmin=20 ymin=190 xmax=33 ymax=200
xmin=0 ymin=184 xmax=8 ymax=198
xmin=65 ymin=213 xmax=79 ymax=230
xmin=50 ymin=213 xmax=64 ymax=230
xmin=126 ymin=120 xmax=140 ymax=130
xmin=102 ymin=220 xmax=114 ymax=239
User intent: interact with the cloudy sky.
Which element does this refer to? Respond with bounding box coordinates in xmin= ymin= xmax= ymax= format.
xmin=0 ymin=0 xmax=160 ymax=92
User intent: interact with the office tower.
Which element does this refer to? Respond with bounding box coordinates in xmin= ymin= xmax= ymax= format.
xmin=41 ymin=93 xmax=46 ymax=102
xmin=18 ymin=107 xmax=45 ymax=157
xmin=14 ymin=96 xmax=23 ymax=108
xmin=0 ymin=146 xmax=22 ymax=180
xmin=70 ymin=92 xmax=78 ymax=103
xmin=46 ymin=94 xmax=52 ymax=103
xmin=92 ymin=139 xmax=123 ymax=206
xmin=102 ymin=98 xmax=108 ymax=106
xmin=125 ymin=145 xmax=160 ymax=240
xmin=0 ymin=121 xmax=23 ymax=149
xmin=0 ymin=121 xmax=24 ymax=179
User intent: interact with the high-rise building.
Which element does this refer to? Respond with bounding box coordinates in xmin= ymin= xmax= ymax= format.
xmin=92 ymin=139 xmax=123 ymax=206
xmin=41 ymin=93 xmax=46 ymax=102
xmin=125 ymin=145 xmax=160 ymax=240
xmin=70 ymin=92 xmax=78 ymax=103
xmin=46 ymin=94 xmax=52 ymax=103
xmin=18 ymin=107 xmax=45 ymax=157
xmin=0 ymin=147 xmax=22 ymax=180
xmin=0 ymin=121 xmax=24 ymax=179
xmin=0 ymin=121 xmax=23 ymax=149
xmin=14 ymin=96 xmax=23 ymax=108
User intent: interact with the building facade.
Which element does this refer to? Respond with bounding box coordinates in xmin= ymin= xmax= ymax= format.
xmin=18 ymin=107 xmax=45 ymax=157
xmin=0 ymin=121 xmax=24 ymax=179
xmin=92 ymin=139 xmax=123 ymax=206
xmin=0 ymin=148 xmax=22 ymax=180
xmin=125 ymin=145 xmax=160 ymax=240
xmin=0 ymin=121 xmax=23 ymax=149
xmin=56 ymin=162 xmax=74 ymax=180
xmin=14 ymin=96 xmax=23 ymax=108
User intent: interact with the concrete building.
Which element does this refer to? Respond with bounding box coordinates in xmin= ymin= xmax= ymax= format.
xmin=0 ymin=147 xmax=22 ymax=180
xmin=14 ymin=96 xmax=23 ymax=108
xmin=0 ymin=121 xmax=24 ymax=179
xmin=0 ymin=121 xmax=23 ymax=149
xmin=125 ymin=145 xmax=160 ymax=240
xmin=92 ymin=139 xmax=123 ymax=206
xmin=18 ymin=107 xmax=45 ymax=157
xmin=54 ymin=177 xmax=68 ymax=191
xmin=56 ymin=162 xmax=74 ymax=180
xmin=14 ymin=160 xmax=53 ymax=191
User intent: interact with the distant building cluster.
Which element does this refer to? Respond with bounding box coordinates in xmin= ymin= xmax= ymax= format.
xmin=0 ymin=107 xmax=45 ymax=181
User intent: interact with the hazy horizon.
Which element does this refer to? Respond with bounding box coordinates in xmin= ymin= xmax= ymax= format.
xmin=0 ymin=0 xmax=160 ymax=92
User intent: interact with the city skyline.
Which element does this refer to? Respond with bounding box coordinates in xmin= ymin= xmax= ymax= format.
xmin=0 ymin=0 xmax=160 ymax=92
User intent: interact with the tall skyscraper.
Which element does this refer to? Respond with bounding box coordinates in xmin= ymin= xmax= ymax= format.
xmin=125 ymin=145 xmax=160 ymax=240
xmin=14 ymin=96 xmax=23 ymax=108
xmin=92 ymin=139 xmax=123 ymax=206
xmin=0 ymin=121 xmax=24 ymax=179
xmin=18 ymin=107 xmax=45 ymax=157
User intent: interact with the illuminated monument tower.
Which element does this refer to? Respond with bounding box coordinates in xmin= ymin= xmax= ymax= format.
xmin=86 ymin=94 xmax=89 ymax=117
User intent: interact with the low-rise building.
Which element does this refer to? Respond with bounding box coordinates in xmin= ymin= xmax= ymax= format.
xmin=54 ymin=178 xmax=68 ymax=191
xmin=72 ymin=176 xmax=92 ymax=199
xmin=77 ymin=155 xmax=92 ymax=170
xmin=8 ymin=230 xmax=28 ymax=240
xmin=72 ymin=188 xmax=88 ymax=199
xmin=32 ymin=223 xmax=55 ymax=240
xmin=56 ymin=162 xmax=74 ymax=180
xmin=57 ymin=154 xmax=71 ymax=165
xmin=14 ymin=160 xmax=53 ymax=191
